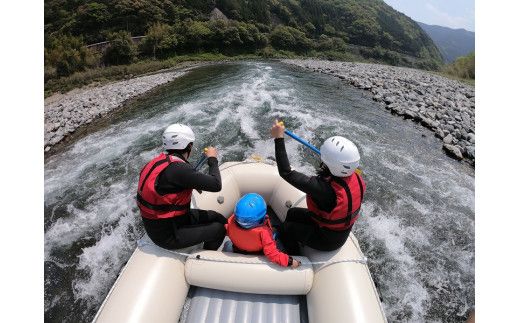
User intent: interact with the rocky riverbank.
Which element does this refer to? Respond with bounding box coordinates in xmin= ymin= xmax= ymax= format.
xmin=283 ymin=59 xmax=475 ymax=165
xmin=44 ymin=63 xmax=203 ymax=153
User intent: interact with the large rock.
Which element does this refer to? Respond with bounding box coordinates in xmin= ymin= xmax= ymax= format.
xmin=443 ymin=134 xmax=454 ymax=144
xmin=464 ymin=146 xmax=475 ymax=159
xmin=420 ymin=117 xmax=436 ymax=129
xmin=384 ymin=95 xmax=396 ymax=104
xmin=434 ymin=128 xmax=445 ymax=139
xmin=443 ymin=144 xmax=464 ymax=160
xmin=445 ymin=124 xmax=455 ymax=132
xmin=210 ymin=8 xmax=229 ymax=21
xmin=403 ymin=109 xmax=417 ymax=120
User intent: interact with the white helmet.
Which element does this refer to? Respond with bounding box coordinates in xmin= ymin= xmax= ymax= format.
xmin=162 ymin=124 xmax=195 ymax=150
xmin=320 ymin=136 xmax=360 ymax=177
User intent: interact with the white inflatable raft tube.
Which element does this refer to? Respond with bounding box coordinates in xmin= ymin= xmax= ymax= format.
xmin=93 ymin=160 xmax=387 ymax=323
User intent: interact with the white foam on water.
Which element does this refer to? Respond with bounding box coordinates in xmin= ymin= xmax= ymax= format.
xmin=72 ymin=211 xmax=138 ymax=305
xmin=45 ymin=181 xmax=136 ymax=257
xmin=45 ymin=122 xmax=160 ymax=202
xmin=249 ymin=139 xmax=275 ymax=159
xmin=361 ymin=201 xmax=431 ymax=321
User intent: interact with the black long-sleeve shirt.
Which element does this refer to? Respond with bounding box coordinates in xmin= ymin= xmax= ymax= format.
xmin=274 ymin=138 xmax=337 ymax=212
xmin=156 ymin=153 xmax=222 ymax=195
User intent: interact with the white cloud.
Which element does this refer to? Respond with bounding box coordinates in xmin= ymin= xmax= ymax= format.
xmin=425 ymin=2 xmax=472 ymax=30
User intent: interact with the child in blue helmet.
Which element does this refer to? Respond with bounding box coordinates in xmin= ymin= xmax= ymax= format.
xmin=226 ymin=193 xmax=301 ymax=268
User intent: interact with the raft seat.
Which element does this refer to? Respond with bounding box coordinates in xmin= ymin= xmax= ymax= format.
xmin=185 ymin=250 xmax=314 ymax=295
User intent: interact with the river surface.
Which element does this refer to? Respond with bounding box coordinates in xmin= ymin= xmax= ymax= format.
xmin=44 ymin=62 xmax=474 ymax=322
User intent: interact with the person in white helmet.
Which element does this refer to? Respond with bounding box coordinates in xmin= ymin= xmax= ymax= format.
xmin=136 ymin=124 xmax=227 ymax=250
xmin=270 ymin=120 xmax=366 ymax=253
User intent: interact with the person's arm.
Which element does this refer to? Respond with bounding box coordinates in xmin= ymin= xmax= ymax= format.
xmin=274 ymin=138 xmax=327 ymax=197
xmin=174 ymin=157 xmax=221 ymax=192
xmin=270 ymin=120 xmax=325 ymax=196
xmin=260 ymin=229 xmax=290 ymax=267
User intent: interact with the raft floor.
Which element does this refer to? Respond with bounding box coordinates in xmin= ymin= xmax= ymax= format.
xmin=181 ymin=286 xmax=308 ymax=323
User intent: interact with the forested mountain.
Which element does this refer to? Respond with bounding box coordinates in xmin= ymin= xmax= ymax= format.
xmin=44 ymin=0 xmax=443 ymax=77
xmin=418 ymin=22 xmax=475 ymax=63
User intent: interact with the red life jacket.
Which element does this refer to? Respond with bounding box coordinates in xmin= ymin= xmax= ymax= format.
xmin=306 ymin=172 xmax=365 ymax=231
xmin=226 ymin=214 xmax=273 ymax=253
xmin=136 ymin=153 xmax=192 ymax=219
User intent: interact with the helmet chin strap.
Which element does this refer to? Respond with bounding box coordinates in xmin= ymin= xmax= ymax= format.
xmin=184 ymin=143 xmax=193 ymax=159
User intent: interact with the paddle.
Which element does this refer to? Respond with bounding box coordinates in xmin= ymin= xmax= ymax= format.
xmin=194 ymin=148 xmax=208 ymax=171
xmin=277 ymin=121 xmax=321 ymax=155
xmin=277 ymin=121 xmax=362 ymax=175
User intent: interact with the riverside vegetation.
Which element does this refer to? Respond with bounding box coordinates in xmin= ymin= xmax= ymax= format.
xmin=442 ymin=52 xmax=475 ymax=82
xmin=45 ymin=0 xmax=446 ymax=95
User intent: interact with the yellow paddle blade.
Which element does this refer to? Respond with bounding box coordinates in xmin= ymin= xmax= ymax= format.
xmin=250 ymin=154 xmax=263 ymax=162
xmin=355 ymin=168 xmax=363 ymax=175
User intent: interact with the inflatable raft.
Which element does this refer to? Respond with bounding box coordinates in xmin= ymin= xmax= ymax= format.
xmin=93 ymin=160 xmax=387 ymax=323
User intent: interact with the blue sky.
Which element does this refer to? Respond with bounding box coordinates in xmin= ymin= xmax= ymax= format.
xmin=383 ymin=0 xmax=475 ymax=31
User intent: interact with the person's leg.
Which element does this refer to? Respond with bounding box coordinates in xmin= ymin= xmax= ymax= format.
xmin=189 ymin=209 xmax=228 ymax=225
xmin=182 ymin=209 xmax=227 ymax=250
xmin=279 ymin=208 xmax=319 ymax=255
xmin=305 ymin=227 xmax=350 ymax=251
xmin=280 ymin=208 xmax=351 ymax=252
xmin=173 ymin=222 xmax=227 ymax=250
xmin=153 ymin=210 xmax=226 ymax=250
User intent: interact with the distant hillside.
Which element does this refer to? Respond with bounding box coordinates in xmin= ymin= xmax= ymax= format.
xmin=418 ymin=22 xmax=475 ymax=63
xmin=44 ymin=0 xmax=444 ymax=78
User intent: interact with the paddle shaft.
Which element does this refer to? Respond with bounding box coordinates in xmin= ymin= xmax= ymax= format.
xmin=284 ymin=129 xmax=321 ymax=155
xmin=194 ymin=155 xmax=207 ymax=171
xmin=194 ymin=148 xmax=209 ymax=171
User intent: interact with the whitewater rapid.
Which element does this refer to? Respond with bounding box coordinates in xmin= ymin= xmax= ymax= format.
xmin=44 ymin=62 xmax=474 ymax=322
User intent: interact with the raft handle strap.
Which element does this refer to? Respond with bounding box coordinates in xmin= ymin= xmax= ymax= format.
xmin=137 ymin=239 xmax=368 ymax=270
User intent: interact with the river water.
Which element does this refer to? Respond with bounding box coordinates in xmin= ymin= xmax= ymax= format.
xmin=44 ymin=62 xmax=474 ymax=322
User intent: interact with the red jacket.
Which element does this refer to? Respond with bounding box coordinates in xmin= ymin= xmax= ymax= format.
xmin=226 ymin=214 xmax=290 ymax=267
xmin=136 ymin=153 xmax=192 ymax=219
xmin=307 ymin=172 xmax=366 ymax=231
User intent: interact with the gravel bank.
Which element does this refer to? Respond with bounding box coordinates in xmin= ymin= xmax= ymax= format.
xmin=44 ymin=64 xmax=202 ymax=152
xmin=283 ymin=59 xmax=475 ymax=165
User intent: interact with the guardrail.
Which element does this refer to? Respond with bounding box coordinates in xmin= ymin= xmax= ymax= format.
xmin=86 ymin=36 xmax=146 ymax=51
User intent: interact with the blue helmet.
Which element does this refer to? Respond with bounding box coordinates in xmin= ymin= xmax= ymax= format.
xmin=234 ymin=193 xmax=267 ymax=229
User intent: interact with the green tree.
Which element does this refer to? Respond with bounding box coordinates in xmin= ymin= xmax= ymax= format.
xmin=442 ymin=52 xmax=475 ymax=79
xmin=223 ymin=26 xmax=242 ymax=48
xmin=104 ymin=31 xmax=137 ymax=65
xmin=270 ymin=26 xmax=312 ymax=53
xmin=141 ymin=22 xmax=177 ymax=59
xmin=323 ymin=24 xmax=336 ymax=35
xmin=303 ymin=22 xmax=316 ymax=36
xmin=182 ymin=20 xmax=213 ymax=51
xmin=317 ymin=35 xmax=348 ymax=52
xmin=348 ymin=18 xmax=381 ymax=47
xmin=73 ymin=2 xmax=111 ymax=43
xmin=45 ymin=34 xmax=95 ymax=77
xmin=112 ymin=0 xmax=168 ymax=36
xmin=245 ymin=23 xmax=268 ymax=48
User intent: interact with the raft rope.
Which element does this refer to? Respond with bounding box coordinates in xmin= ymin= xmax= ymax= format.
xmin=137 ymin=240 xmax=368 ymax=268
